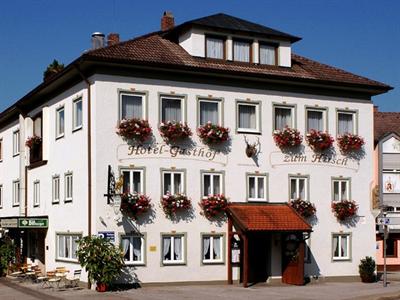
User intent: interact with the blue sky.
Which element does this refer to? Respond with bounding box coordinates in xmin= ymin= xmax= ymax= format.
xmin=0 ymin=0 xmax=398 ymax=112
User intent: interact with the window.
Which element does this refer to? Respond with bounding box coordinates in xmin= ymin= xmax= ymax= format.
xmin=121 ymin=235 xmax=145 ymax=265
xmin=337 ymin=111 xmax=356 ymax=135
xmin=160 ymin=96 xmax=184 ymax=123
xmin=121 ymin=168 xmax=144 ymax=194
xmin=259 ymin=43 xmax=277 ymax=65
xmin=0 ymin=185 xmax=3 ymax=208
xmin=306 ymin=108 xmax=326 ymax=132
xmin=12 ymin=180 xmax=20 ymax=206
xmin=198 ymin=99 xmax=222 ymax=126
xmin=162 ymin=170 xmax=184 ymax=196
xmin=332 ymin=234 xmax=350 ymax=260
xmin=237 ymin=102 xmax=260 ymax=133
xmin=289 ymin=176 xmax=308 ymax=201
xmin=13 ymin=130 xmax=20 ymax=156
xmin=206 ymin=36 xmax=225 ymax=59
xmin=57 ymin=234 xmax=81 ymax=261
xmin=162 ymin=234 xmax=185 ymax=264
xmin=65 ymin=173 xmax=73 ymax=202
xmin=73 ymin=98 xmax=83 ymax=130
xmin=120 ymin=92 xmax=145 ymax=120
xmin=202 ymin=235 xmax=223 ymax=264
xmin=0 ymin=138 xmax=3 ymax=161
xmin=233 ymin=40 xmax=251 ymax=62
xmin=247 ymin=174 xmax=267 ymax=201
xmin=274 ymin=105 xmax=294 ymax=130
xmin=202 ymin=172 xmax=223 ymax=198
xmin=56 ymin=107 xmax=65 ymax=138
xmin=385 ymin=238 xmax=397 ymax=257
xmin=33 ymin=181 xmax=40 ymax=207
xmin=52 ymin=175 xmax=60 ymax=204
xmin=332 ymin=178 xmax=350 ymax=202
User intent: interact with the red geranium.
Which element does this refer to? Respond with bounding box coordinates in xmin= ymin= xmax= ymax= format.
xmin=25 ymin=135 xmax=42 ymax=148
xmin=161 ymin=193 xmax=191 ymax=218
xmin=199 ymin=194 xmax=229 ymax=219
xmin=273 ymin=127 xmax=302 ymax=148
xmin=331 ymin=200 xmax=358 ymax=221
xmin=159 ymin=121 xmax=192 ymax=142
xmin=337 ymin=133 xmax=365 ymax=152
xmin=197 ymin=122 xmax=230 ymax=144
xmin=306 ymin=130 xmax=334 ymax=151
xmin=116 ymin=118 xmax=152 ymax=142
xmin=290 ymin=198 xmax=316 ymax=218
xmin=120 ymin=193 xmax=152 ymax=219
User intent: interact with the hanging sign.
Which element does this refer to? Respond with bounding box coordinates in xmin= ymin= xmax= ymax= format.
xmin=0 ymin=219 xmax=18 ymax=228
xmin=18 ymin=218 xmax=48 ymax=228
xmin=98 ymin=231 xmax=115 ymax=243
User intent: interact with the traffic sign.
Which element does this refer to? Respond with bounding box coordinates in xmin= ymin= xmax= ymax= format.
xmin=378 ymin=217 xmax=391 ymax=225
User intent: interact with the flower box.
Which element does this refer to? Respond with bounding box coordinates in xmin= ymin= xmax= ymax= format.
xmin=289 ymin=198 xmax=316 ymax=219
xmin=161 ymin=193 xmax=191 ymax=217
xmin=331 ymin=200 xmax=358 ymax=221
xmin=337 ymin=133 xmax=365 ymax=153
xmin=197 ymin=122 xmax=230 ymax=144
xmin=306 ymin=130 xmax=334 ymax=151
xmin=159 ymin=121 xmax=192 ymax=142
xmin=116 ymin=118 xmax=152 ymax=142
xmin=120 ymin=193 xmax=152 ymax=219
xmin=199 ymin=194 xmax=229 ymax=219
xmin=25 ymin=135 xmax=42 ymax=149
xmin=273 ymin=127 xmax=302 ymax=149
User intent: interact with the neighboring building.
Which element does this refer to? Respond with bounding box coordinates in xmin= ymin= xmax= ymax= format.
xmin=0 ymin=12 xmax=392 ymax=286
xmin=374 ymin=109 xmax=400 ymax=271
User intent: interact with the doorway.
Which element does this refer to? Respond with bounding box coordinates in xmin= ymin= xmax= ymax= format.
xmin=248 ymin=232 xmax=270 ymax=284
xmin=282 ymin=233 xmax=305 ymax=285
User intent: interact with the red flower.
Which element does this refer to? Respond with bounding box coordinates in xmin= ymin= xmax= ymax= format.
xmin=306 ymin=130 xmax=334 ymax=151
xmin=159 ymin=121 xmax=192 ymax=142
xmin=273 ymin=127 xmax=302 ymax=149
xmin=199 ymin=194 xmax=229 ymax=219
xmin=25 ymin=135 xmax=42 ymax=148
xmin=290 ymin=198 xmax=316 ymax=218
xmin=331 ymin=200 xmax=358 ymax=221
xmin=161 ymin=193 xmax=192 ymax=217
xmin=197 ymin=122 xmax=230 ymax=144
xmin=116 ymin=118 xmax=152 ymax=142
xmin=337 ymin=133 xmax=365 ymax=153
xmin=120 ymin=193 xmax=152 ymax=219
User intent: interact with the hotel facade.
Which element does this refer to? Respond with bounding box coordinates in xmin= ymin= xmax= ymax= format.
xmin=0 ymin=13 xmax=392 ymax=285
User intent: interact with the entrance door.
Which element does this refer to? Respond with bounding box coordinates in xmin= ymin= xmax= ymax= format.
xmin=282 ymin=233 xmax=304 ymax=285
xmin=248 ymin=233 xmax=269 ymax=284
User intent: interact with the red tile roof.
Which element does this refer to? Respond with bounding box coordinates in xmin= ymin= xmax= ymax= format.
xmin=374 ymin=111 xmax=400 ymax=142
xmin=227 ymin=203 xmax=311 ymax=232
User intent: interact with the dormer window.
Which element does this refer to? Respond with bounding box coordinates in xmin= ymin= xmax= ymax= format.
xmin=205 ymin=36 xmax=225 ymax=59
xmin=233 ymin=39 xmax=251 ymax=63
xmin=259 ymin=42 xmax=277 ymax=65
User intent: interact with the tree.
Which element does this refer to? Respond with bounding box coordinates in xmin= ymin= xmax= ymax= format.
xmin=43 ymin=59 xmax=64 ymax=81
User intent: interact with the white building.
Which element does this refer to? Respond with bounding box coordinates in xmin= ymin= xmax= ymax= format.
xmin=0 ymin=12 xmax=392 ymax=286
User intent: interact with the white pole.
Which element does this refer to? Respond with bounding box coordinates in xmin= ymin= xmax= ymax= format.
xmin=383 ymin=212 xmax=387 ymax=287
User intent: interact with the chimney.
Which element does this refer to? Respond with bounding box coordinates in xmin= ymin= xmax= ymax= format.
xmin=374 ymin=105 xmax=379 ymax=113
xmin=91 ymin=32 xmax=105 ymax=49
xmin=107 ymin=33 xmax=120 ymax=46
xmin=161 ymin=11 xmax=174 ymax=31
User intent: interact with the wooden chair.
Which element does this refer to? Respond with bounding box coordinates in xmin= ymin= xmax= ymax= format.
xmin=65 ymin=270 xmax=81 ymax=288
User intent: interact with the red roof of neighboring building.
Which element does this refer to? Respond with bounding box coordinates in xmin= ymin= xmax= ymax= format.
xmin=227 ymin=203 xmax=311 ymax=232
xmin=374 ymin=111 xmax=400 ymax=142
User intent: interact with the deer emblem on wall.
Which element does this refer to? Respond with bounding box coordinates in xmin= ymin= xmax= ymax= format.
xmin=244 ymin=136 xmax=261 ymax=158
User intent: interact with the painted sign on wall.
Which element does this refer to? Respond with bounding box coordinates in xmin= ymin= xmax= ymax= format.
xmin=383 ymin=173 xmax=400 ymax=193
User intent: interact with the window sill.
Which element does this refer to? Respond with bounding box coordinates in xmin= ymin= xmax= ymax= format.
xmin=124 ymin=262 xmax=146 ymax=267
xmin=64 ymin=199 xmax=73 ymax=203
xmin=202 ymin=261 xmax=225 ymax=265
xmin=332 ymin=258 xmax=351 ymax=262
xmin=56 ymin=134 xmax=65 ymax=140
xmin=247 ymin=199 xmax=268 ymax=202
xmin=13 ymin=153 xmax=20 ymax=157
xmin=28 ymin=160 xmax=48 ymax=170
xmin=12 ymin=204 xmax=20 ymax=207
xmin=162 ymin=262 xmax=186 ymax=266
xmin=55 ymin=258 xmax=80 ymax=264
xmin=52 ymin=201 xmax=60 ymax=205
xmin=72 ymin=126 xmax=83 ymax=133
xmin=237 ymin=129 xmax=261 ymax=135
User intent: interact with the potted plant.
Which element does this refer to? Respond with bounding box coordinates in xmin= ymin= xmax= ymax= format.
xmin=197 ymin=122 xmax=230 ymax=144
xmin=159 ymin=121 xmax=192 ymax=142
xmin=25 ymin=135 xmax=42 ymax=148
xmin=199 ymin=194 xmax=229 ymax=219
xmin=289 ymin=198 xmax=317 ymax=219
xmin=76 ymin=236 xmax=124 ymax=292
xmin=116 ymin=118 xmax=152 ymax=142
xmin=0 ymin=237 xmax=15 ymax=276
xmin=331 ymin=200 xmax=358 ymax=221
xmin=26 ymin=135 xmax=43 ymax=163
xmin=337 ymin=133 xmax=365 ymax=153
xmin=306 ymin=130 xmax=334 ymax=151
xmin=273 ymin=127 xmax=302 ymax=149
xmin=161 ymin=193 xmax=191 ymax=218
xmin=120 ymin=193 xmax=152 ymax=219
xmin=359 ymin=256 xmax=376 ymax=283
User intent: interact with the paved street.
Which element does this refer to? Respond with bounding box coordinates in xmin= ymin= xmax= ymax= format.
xmin=2 ymin=277 xmax=400 ymax=300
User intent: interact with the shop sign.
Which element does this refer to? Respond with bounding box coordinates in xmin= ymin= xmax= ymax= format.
xmin=98 ymin=231 xmax=115 ymax=243
xmin=0 ymin=219 xmax=18 ymax=228
xmin=18 ymin=218 xmax=48 ymax=228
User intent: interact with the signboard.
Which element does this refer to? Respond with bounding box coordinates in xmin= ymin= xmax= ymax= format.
xmin=377 ymin=217 xmax=400 ymax=226
xmin=98 ymin=231 xmax=115 ymax=243
xmin=0 ymin=219 xmax=18 ymax=228
xmin=18 ymin=218 xmax=48 ymax=228
xmin=378 ymin=217 xmax=391 ymax=225
xmin=383 ymin=173 xmax=400 ymax=194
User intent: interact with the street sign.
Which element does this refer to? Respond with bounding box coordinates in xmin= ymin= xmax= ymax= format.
xmin=378 ymin=217 xmax=391 ymax=225
xmin=377 ymin=217 xmax=400 ymax=226
xmin=18 ymin=218 xmax=48 ymax=228
xmin=98 ymin=231 xmax=115 ymax=243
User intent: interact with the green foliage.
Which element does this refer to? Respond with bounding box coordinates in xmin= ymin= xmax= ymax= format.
xmin=43 ymin=59 xmax=64 ymax=81
xmin=0 ymin=237 xmax=15 ymax=276
xmin=359 ymin=256 xmax=376 ymax=282
xmin=76 ymin=235 xmax=124 ymax=285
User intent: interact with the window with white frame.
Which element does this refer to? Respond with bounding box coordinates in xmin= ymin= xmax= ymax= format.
xmin=274 ymin=105 xmax=294 ymax=130
xmin=52 ymin=175 xmax=60 ymax=204
xmin=73 ymin=98 xmax=83 ymax=130
xmin=306 ymin=108 xmax=326 ymax=132
xmin=337 ymin=111 xmax=356 ymax=135
xmin=162 ymin=170 xmax=184 ymax=196
xmin=202 ymin=235 xmax=223 ymax=263
xmin=289 ymin=176 xmax=308 ymax=201
xmin=233 ymin=40 xmax=251 ymax=62
xmin=12 ymin=180 xmax=20 ymax=206
xmin=65 ymin=173 xmax=73 ymax=202
xmin=121 ymin=169 xmax=144 ymax=194
xmin=247 ymin=174 xmax=267 ymax=201
xmin=120 ymin=92 xmax=145 ymax=120
xmin=57 ymin=234 xmax=81 ymax=261
xmin=199 ymin=99 xmax=221 ymax=126
xmin=202 ymin=172 xmax=223 ymax=198
xmin=162 ymin=234 xmax=185 ymax=264
xmin=0 ymin=184 xmax=3 ymax=208
xmin=332 ymin=233 xmax=350 ymax=260
xmin=56 ymin=107 xmax=65 ymax=138
xmin=33 ymin=181 xmax=40 ymax=207
xmin=259 ymin=43 xmax=277 ymax=65
xmin=160 ymin=96 xmax=184 ymax=123
xmin=121 ymin=235 xmax=145 ymax=265
xmin=332 ymin=178 xmax=350 ymax=202
xmin=206 ymin=36 xmax=225 ymax=59
xmin=237 ymin=102 xmax=260 ymax=132
xmin=13 ymin=130 xmax=20 ymax=156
